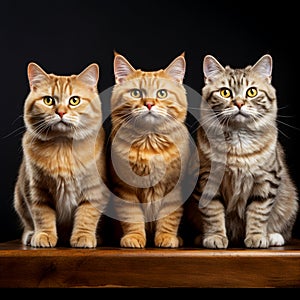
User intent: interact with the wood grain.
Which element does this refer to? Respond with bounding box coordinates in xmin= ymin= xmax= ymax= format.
xmin=0 ymin=239 xmax=300 ymax=288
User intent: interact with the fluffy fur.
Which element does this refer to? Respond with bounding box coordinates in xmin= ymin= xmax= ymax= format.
xmin=109 ymin=53 xmax=190 ymax=248
xmin=185 ymin=54 xmax=299 ymax=248
xmin=14 ymin=62 xmax=108 ymax=248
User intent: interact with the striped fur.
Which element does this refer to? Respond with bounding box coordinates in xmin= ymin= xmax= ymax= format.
xmin=185 ymin=54 xmax=299 ymax=248
xmin=14 ymin=63 xmax=108 ymax=248
xmin=109 ymin=53 xmax=190 ymax=248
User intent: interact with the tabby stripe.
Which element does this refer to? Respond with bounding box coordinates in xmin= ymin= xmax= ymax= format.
xmin=227 ymin=139 xmax=272 ymax=158
xmin=248 ymin=231 xmax=265 ymax=235
xmin=230 ymin=75 xmax=236 ymax=86
xmin=207 ymin=90 xmax=215 ymax=100
xmin=265 ymin=179 xmax=279 ymax=189
xmin=269 ymin=169 xmax=281 ymax=181
xmin=192 ymin=188 xmax=202 ymax=199
xmin=255 ymin=213 xmax=270 ymax=220
xmin=211 ymin=103 xmax=224 ymax=110
xmin=53 ymin=78 xmax=59 ymax=97
xmin=200 ymin=210 xmax=223 ymax=219
xmin=248 ymin=192 xmax=276 ymax=203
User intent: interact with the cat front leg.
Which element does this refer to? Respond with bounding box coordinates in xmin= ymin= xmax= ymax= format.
xmin=155 ymin=188 xmax=184 ymax=248
xmin=71 ymin=200 xmax=103 ymax=248
xmin=245 ymin=196 xmax=275 ymax=248
xmin=200 ymin=197 xmax=228 ymax=249
xmin=120 ymin=222 xmax=146 ymax=248
xmin=30 ymin=203 xmax=58 ymax=247
xmin=113 ymin=194 xmax=146 ymax=248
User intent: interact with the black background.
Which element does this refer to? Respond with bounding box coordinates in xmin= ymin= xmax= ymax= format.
xmin=1 ymin=0 xmax=299 ymax=243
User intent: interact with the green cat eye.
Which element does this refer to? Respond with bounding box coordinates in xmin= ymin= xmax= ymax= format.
xmin=69 ymin=96 xmax=81 ymax=106
xmin=246 ymin=87 xmax=258 ymax=98
xmin=43 ymin=96 xmax=55 ymax=106
xmin=157 ymin=89 xmax=168 ymax=99
xmin=220 ymin=88 xmax=232 ymax=98
xmin=130 ymin=89 xmax=142 ymax=98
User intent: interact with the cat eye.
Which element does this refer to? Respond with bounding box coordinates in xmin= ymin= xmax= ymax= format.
xmin=130 ymin=89 xmax=142 ymax=98
xmin=69 ymin=96 xmax=81 ymax=106
xmin=43 ymin=96 xmax=55 ymax=106
xmin=246 ymin=87 xmax=258 ymax=98
xmin=157 ymin=89 xmax=168 ymax=99
xmin=220 ymin=88 xmax=232 ymax=98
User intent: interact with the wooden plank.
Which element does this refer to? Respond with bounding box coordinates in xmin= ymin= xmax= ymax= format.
xmin=0 ymin=240 xmax=300 ymax=288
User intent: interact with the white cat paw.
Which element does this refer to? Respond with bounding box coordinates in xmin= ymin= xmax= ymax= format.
xmin=268 ymin=233 xmax=285 ymax=246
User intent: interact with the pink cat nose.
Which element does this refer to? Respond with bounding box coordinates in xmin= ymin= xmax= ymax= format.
xmin=56 ymin=111 xmax=66 ymax=118
xmin=235 ymin=100 xmax=244 ymax=109
xmin=145 ymin=102 xmax=154 ymax=110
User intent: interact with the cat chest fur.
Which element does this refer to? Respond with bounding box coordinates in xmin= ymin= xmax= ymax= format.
xmin=129 ymin=135 xmax=180 ymax=174
xmin=219 ymin=130 xmax=276 ymax=217
xmin=125 ymin=135 xmax=182 ymax=200
xmin=24 ymin=135 xmax=96 ymax=178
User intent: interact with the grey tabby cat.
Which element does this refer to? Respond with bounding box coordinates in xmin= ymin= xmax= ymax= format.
xmin=185 ymin=54 xmax=299 ymax=248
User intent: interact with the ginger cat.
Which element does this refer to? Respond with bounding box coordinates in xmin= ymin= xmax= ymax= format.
xmin=109 ymin=53 xmax=190 ymax=248
xmin=14 ymin=62 xmax=108 ymax=248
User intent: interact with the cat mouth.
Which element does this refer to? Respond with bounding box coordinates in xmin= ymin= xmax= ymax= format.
xmin=143 ymin=111 xmax=159 ymax=119
xmin=52 ymin=120 xmax=73 ymax=131
xmin=234 ymin=111 xmax=249 ymax=118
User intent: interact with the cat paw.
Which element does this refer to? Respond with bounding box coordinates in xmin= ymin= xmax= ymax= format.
xmin=203 ymin=235 xmax=228 ymax=249
xmin=268 ymin=233 xmax=285 ymax=246
xmin=244 ymin=234 xmax=269 ymax=248
xmin=70 ymin=233 xmax=97 ymax=248
xmin=120 ymin=234 xmax=146 ymax=248
xmin=30 ymin=232 xmax=57 ymax=248
xmin=155 ymin=233 xmax=182 ymax=248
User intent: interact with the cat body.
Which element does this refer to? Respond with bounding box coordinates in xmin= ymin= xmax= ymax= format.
xmin=109 ymin=53 xmax=190 ymax=248
xmin=186 ymin=54 xmax=299 ymax=248
xmin=14 ymin=62 xmax=108 ymax=248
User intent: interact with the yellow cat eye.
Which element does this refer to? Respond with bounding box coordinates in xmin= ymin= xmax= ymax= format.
xmin=246 ymin=87 xmax=258 ymax=98
xmin=130 ymin=89 xmax=142 ymax=98
xmin=43 ymin=96 xmax=55 ymax=106
xmin=220 ymin=88 xmax=232 ymax=98
xmin=69 ymin=96 xmax=81 ymax=106
xmin=157 ymin=89 xmax=168 ymax=99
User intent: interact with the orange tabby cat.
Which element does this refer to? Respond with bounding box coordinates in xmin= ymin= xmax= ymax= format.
xmin=109 ymin=52 xmax=190 ymax=248
xmin=14 ymin=62 xmax=108 ymax=248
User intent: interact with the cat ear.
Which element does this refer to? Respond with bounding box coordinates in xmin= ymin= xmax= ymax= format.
xmin=251 ymin=54 xmax=272 ymax=83
xmin=164 ymin=53 xmax=186 ymax=83
xmin=77 ymin=63 xmax=99 ymax=88
xmin=114 ymin=54 xmax=136 ymax=84
xmin=203 ymin=55 xmax=225 ymax=83
xmin=27 ymin=62 xmax=49 ymax=90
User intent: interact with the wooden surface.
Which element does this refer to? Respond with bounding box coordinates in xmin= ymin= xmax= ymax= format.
xmin=1 ymin=239 xmax=300 ymax=288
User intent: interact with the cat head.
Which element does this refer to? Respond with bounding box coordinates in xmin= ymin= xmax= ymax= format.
xmin=201 ymin=54 xmax=277 ymax=129
xmin=110 ymin=52 xmax=187 ymax=134
xmin=24 ymin=62 xmax=102 ymax=141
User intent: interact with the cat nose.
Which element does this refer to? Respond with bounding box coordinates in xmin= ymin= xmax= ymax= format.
xmin=56 ymin=110 xmax=66 ymax=118
xmin=145 ymin=101 xmax=154 ymax=110
xmin=234 ymin=99 xmax=244 ymax=109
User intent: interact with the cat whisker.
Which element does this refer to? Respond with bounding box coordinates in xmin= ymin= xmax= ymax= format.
xmin=276 ymin=119 xmax=300 ymax=131
xmin=277 ymin=114 xmax=295 ymax=118
xmin=1 ymin=126 xmax=26 ymax=139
